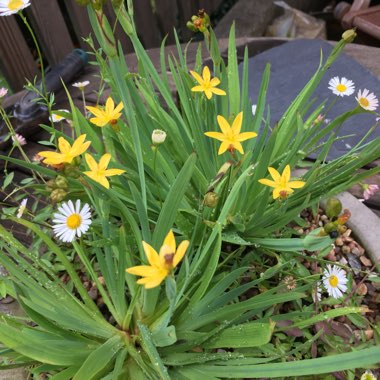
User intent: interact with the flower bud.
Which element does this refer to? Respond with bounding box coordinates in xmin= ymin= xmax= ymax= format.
xmin=55 ymin=175 xmax=69 ymax=190
xmin=152 ymin=129 xmax=167 ymax=145
xmin=50 ymin=189 xmax=68 ymax=204
xmin=325 ymin=198 xmax=342 ymax=219
xmin=203 ymin=192 xmax=219 ymax=208
xmin=342 ymin=29 xmax=356 ymax=43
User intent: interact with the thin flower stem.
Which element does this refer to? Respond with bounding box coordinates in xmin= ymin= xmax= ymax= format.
xmin=81 ymin=89 xmax=87 ymax=116
xmin=153 ymin=147 xmax=163 ymax=208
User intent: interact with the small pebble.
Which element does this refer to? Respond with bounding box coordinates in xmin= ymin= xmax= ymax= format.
xmin=339 ymin=257 xmax=348 ymax=265
xmin=335 ymin=237 xmax=344 ymax=246
xmin=343 ymin=229 xmax=352 ymax=237
xmin=356 ymin=283 xmax=368 ymax=296
xmin=351 ymin=247 xmax=361 ymax=256
xmin=320 ymin=215 xmax=328 ymax=222
xmin=359 ymin=256 xmax=372 ymax=267
xmin=341 ymin=245 xmax=351 ymax=254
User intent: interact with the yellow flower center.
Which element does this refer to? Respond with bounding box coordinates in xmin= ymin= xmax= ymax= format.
xmin=336 ymin=84 xmax=347 ymax=92
xmin=329 ymin=275 xmax=338 ymax=288
xmin=8 ymin=0 xmax=23 ymax=10
xmin=66 ymin=214 xmax=82 ymax=230
xmin=359 ymin=97 xmax=369 ymax=108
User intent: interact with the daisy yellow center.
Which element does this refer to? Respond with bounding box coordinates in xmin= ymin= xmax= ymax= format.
xmin=336 ymin=84 xmax=347 ymax=92
xmin=8 ymin=0 xmax=23 ymax=10
xmin=359 ymin=97 xmax=369 ymax=107
xmin=329 ymin=275 xmax=338 ymax=288
xmin=66 ymin=214 xmax=82 ymax=230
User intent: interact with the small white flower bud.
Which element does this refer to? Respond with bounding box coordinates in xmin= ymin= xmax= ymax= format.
xmin=152 ymin=129 xmax=167 ymax=145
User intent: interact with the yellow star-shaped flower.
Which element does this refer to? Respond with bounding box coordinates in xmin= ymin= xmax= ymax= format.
xmin=83 ymin=153 xmax=125 ymax=189
xmin=190 ymin=66 xmax=226 ymax=100
xmin=258 ymin=165 xmax=305 ymax=199
xmin=86 ymin=97 xmax=124 ymax=127
xmin=38 ymin=134 xmax=91 ymax=165
xmin=126 ymin=230 xmax=189 ymax=289
xmin=204 ymin=112 xmax=257 ymax=155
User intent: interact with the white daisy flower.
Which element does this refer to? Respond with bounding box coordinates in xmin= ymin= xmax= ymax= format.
xmin=328 ymin=76 xmax=355 ymax=97
xmin=322 ymin=264 xmax=348 ymax=299
xmin=52 ymin=200 xmax=92 ymax=243
xmin=49 ymin=109 xmax=69 ymax=123
xmin=356 ymin=89 xmax=379 ymax=111
xmin=72 ymin=81 xmax=90 ymax=90
xmin=11 ymin=133 xmax=26 ymax=146
xmin=0 ymin=0 xmax=30 ymax=16
xmin=361 ymin=370 xmax=377 ymax=380
xmin=17 ymin=198 xmax=28 ymax=218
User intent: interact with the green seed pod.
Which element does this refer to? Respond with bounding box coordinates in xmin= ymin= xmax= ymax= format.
xmin=325 ymin=198 xmax=342 ymax=219
xmin=203 ymin=192 xmax=219 ymax=208
xmin=50 ymin=189 xmax=68 ymax=204
xmin=55 ymin=175 xmax=69 ymax=190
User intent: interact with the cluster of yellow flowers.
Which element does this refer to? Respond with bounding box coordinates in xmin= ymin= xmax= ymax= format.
xmin=38 ymin=98 xmax=125 ymax=189
xmin=191 ymin=65 xmax=306 ymax=200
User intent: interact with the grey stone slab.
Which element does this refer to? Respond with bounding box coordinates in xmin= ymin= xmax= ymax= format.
xmin=335 ymin=192 xmax=380 ymax=268
xmin=241 ymin=38 xmax=380 ymax=160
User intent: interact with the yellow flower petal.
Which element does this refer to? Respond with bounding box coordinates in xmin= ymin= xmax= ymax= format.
xmin=235 ymin=132 xmax=257 ymax=142
xmin=211 ymin=88 xmax=226 ymax=96
xmin=231 ymin=112 xmax=243 ymax=135
xmin=114 ymin=101 xmax=124 ymax=114
xmin=191 ymin=85 xmax=206 ymax=93
xmin=58 ymin=137 xmax=71 ymax=153
xmin=268 ymin=167 xmax=281 ymax=182
xmin=217 ymin=115 xmax=231 ymax=135
xmin=204 ymin=131 xmax=226 ymax=141
xmin=218 ymin=141 xmax=230 ymax=155
xmin=202 ymin=66 xmax=211 ymax=82
xmin=142 ymin=241 xmax=162 ymax=268
xmin=288 ymin=180 xmax=305 ymax=189
xmin=89 ymin=117 xmax=107 ymax=127
xmin=282 ymin=165 xmax=291 ymax=182
xmin=85 ymin=154 xmax=98 ymax=172
xmin=126 ymin=265 xmax=159 ymax=276
xmin=137 ymin=274 xmax=166 ymax=289
xmin=258 ymin=178 xmax=277 ymax=188
xmin=190 ymin=70 xmax=204 ymax=85
xmin=173 ymin=240 xmax=189 ymax=267
xmin=103 ymin=169 xmax=126 ymax=177
xmin=210 ymin=77 xmax=220 ymax=86
xmin=232 ymin=141 xmax=244 ymax=154
xmin=105 ymin=97 xmax=115 ymax=114
xmin=99 ymin=153 xmax=111 ymax=170
xmin=205 ymin=90 xmax=212 ymax=100
xmin=163 ymin=229 xmax=176 ymax=253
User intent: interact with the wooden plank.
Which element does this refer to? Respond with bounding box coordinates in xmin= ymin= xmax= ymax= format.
xmin=27 ymin=0 xmax=75 ymax=65
xmin=64 ymin=0 xmax=93 ymax=49
xmin=154 ymin=0 xmax=177 ymax=45
xmin=203 ymin=0 xmax=224 ymax=14
xmin=0 ymin=16 xmax=38 ymax=91
xmin=133 ymin=0 xmax=162 ymax=48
